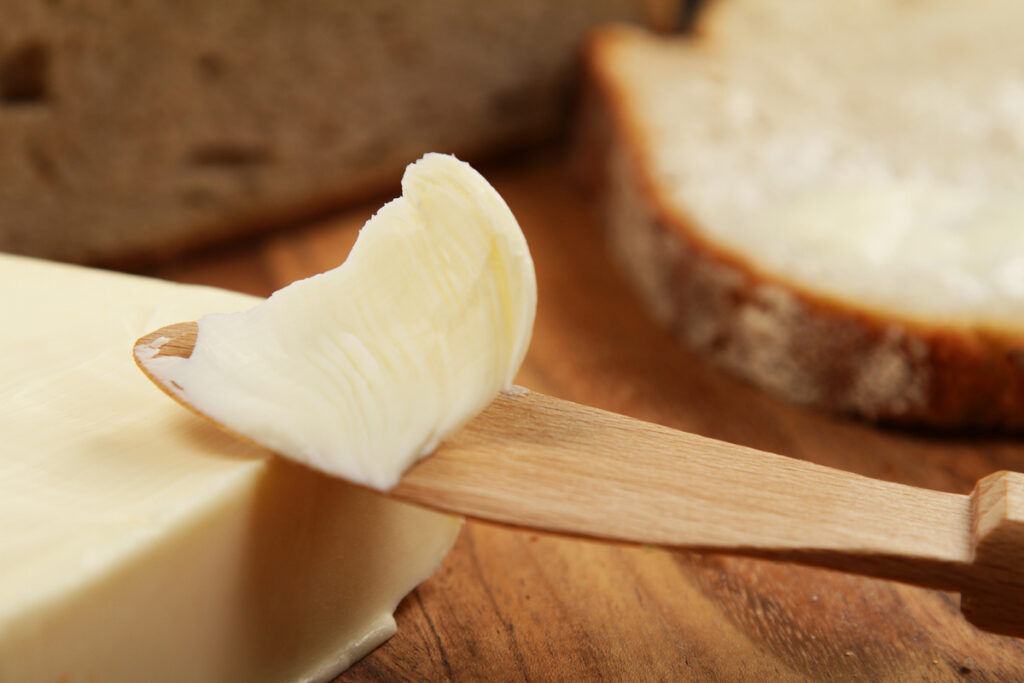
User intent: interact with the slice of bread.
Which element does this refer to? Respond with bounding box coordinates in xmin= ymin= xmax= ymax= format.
xmin=583 ymin=1 xmax=1024 ymax=429
xmin=0 ymin=0 xmax=678 ymax=266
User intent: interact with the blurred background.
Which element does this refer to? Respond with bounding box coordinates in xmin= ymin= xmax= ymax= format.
xmin=0 ymin=0 xmax=687 ymax=267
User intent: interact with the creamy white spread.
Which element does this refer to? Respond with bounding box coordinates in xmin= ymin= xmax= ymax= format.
xmin=0 ymin=254 xmax=460 ymax=682
xmin=613 ymin=10 xmax=1024 ymax=331
xmin=136 ymin=154 xmax=537 ymax=490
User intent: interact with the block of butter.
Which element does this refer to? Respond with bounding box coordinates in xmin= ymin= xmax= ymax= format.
xmin=0 ymin=254 xmax=461 ymax=682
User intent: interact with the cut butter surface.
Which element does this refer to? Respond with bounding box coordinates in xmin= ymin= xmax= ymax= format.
xmin=0 ymin=254 xmax=461 ymax=683
xmin=136 ymin=154 xmax=537 ymax=490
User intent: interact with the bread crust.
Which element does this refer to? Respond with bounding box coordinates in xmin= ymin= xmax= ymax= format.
xmin=0 ymin=1 xmax=677 ymax=268
xmin=581 ymin=29 xmax=1024 ymax=430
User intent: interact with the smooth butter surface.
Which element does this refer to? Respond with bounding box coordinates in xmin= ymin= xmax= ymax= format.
xmin=0 ymin=254 xmax=460 ymax=683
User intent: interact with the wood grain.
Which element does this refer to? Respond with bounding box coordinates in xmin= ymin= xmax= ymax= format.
xmin=143 ymin=150 xmax=1024 ymax=680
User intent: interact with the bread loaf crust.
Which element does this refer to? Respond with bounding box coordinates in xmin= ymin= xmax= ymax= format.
xmin=0 ymin=1 xmax=676 ymax=267
xmin=582 ymin=32 xmax=1024 ymax=430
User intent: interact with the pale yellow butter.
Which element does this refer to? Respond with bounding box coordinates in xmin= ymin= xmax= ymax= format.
xmin=137 ymin=154 xmax=537 ymax=490
xmin=0 ymin=254 xmax=460 ymax=682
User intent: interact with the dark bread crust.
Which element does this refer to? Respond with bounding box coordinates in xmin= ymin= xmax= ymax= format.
xmin=581 ymin=29 xmax=1024 ymax=430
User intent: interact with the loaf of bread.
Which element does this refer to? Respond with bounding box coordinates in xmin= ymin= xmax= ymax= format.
xmin=0 ymin=1 xmax=677 ymax=265
xmin=582 ymin=0 xmax=1024 ymax=429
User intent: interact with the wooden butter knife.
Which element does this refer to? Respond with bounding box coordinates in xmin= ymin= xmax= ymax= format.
xmin=136 ymin=322 xmax=1024 ymax=639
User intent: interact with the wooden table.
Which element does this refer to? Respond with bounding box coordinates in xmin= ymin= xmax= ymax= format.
xmin=144 ymin=150 xmax=1024 ymax=681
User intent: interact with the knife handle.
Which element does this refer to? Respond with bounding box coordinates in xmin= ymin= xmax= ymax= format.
xmin=962 ymin=471 xmax=1024 ymax=636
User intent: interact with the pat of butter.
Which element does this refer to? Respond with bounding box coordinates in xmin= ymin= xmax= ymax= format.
xmin=0 ymin=254 xmax=460 ymax=682
xmin=137 ymin=154 xmax=537 ymax=490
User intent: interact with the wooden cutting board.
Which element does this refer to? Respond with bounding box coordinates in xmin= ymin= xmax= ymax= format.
xmin=144 ymin=150 xmax=1024 ymax=681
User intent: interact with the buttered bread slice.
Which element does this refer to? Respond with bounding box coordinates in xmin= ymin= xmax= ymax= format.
xmin=584 ymin=0 xmax=1024 ymax=428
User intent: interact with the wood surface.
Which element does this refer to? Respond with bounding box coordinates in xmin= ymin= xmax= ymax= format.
xmin=142 ymin=150 xmax=1024 ymax=681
